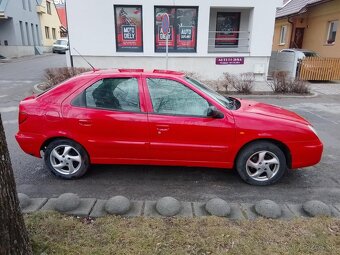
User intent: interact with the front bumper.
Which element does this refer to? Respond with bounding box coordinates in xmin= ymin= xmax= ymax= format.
xmin=288 ymin=139 xmax=323 ymax=169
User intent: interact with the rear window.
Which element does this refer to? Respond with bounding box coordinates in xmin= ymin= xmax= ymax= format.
xmin=303 ymin=52 xmax=317 ymax=57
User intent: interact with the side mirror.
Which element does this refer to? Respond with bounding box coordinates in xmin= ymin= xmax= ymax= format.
xmin=207 ymin=106 xmax=224 ymax=119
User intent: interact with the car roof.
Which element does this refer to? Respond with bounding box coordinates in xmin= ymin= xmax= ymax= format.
xmin=281 ymin=48 xmax=316 ymax=53
xmin=83 ymin=69 xmax=186 ymax=78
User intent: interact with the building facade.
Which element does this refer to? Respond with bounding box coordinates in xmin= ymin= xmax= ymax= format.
xmin=273 ymin=0 xmax=340 ymax=57
xmin=37 ymin=0 xmax=62 ymax=51
xmin=66 ymin=0 xmax=282 ymax=80
xmin=0 ymin=0 xmax=43 ymax=58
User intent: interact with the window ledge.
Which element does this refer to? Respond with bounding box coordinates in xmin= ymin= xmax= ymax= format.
xmin=278 ymin=43 xmax=285 ymax=46
xmin=323 ymin=43 xmax=335 ymax=46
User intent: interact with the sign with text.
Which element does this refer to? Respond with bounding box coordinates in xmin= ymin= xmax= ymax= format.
xmin=216 ymin=57 xmax=244 ymax=65
xmin=114 ymin=6 xmax=143 ymax=52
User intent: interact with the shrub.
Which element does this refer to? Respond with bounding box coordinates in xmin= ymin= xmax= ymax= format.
xmin=223 ymin=72 xmax=255 ymax=94
xmin=289 ymin=79 xmax=310 ymax=94
xmin=267 ymin=71 xmax=291 ymax=93
xmin=44 ymin=67 xmax=90 ymax=89
xmin=267 ymin=71 xmax=310 ymax=94
xmin=182 ymin=71 xmax=202 ymax=81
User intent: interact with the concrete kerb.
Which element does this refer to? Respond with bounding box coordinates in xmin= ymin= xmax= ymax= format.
xmin=18 ymin=193 xmax=340 ymax=220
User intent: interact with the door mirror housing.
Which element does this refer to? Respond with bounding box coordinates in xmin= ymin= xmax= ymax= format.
xmin=207 ymin=106 xmax=224 ymax=119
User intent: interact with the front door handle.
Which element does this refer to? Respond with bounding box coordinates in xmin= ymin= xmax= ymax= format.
xmin=78 ymin=119 xmax=92 ymax=126
xmin=156 ymin=125 xmax=170 ymax=134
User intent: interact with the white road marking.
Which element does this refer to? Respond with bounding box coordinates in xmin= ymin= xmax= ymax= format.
xmin=0 ymin=106 xmax=18 ymax=113
xmin=0 ymin=95 xmax=8 ymax=98
xmin=0 ymin=80 xmax=36 ymax=83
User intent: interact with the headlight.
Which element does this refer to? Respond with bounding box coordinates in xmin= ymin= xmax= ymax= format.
xmin=308 ymin=125 xmax=318 ymax=136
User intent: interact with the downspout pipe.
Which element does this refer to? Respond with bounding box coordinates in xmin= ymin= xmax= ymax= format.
xmin=288 ymin=16 xmax=295 ymax=48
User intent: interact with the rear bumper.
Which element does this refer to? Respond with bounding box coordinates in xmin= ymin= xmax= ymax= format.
xmin=288 ymin=139 xmax=323 ymax=169
xmin=15 ymin=132 xmax=45 ymax=158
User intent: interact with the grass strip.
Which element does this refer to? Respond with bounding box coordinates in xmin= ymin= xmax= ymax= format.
xmin=25 ymin=212 xmax=340 ymax=255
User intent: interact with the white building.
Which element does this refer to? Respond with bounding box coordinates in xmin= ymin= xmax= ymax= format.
xmin=66 ymin=0 xmax=282 ymax=80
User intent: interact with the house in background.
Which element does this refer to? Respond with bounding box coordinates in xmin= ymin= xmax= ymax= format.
xmin=0 ymin=0 xmax=43 ymax=58
xmin=36 ymin=0 xmax=62 ymax=51
xmin=54 ymin=0 xmax=67 ymax=37
xmin=66 ymin=0 xmax=282 ymax=81
xmin=273 ymin=0 xmax=340 ymax=57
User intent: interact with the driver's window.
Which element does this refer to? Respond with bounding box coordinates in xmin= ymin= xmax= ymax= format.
xmin=85 ymin=78 xmax=140 ymax=112
xmin=146 ymin=78 xmax=209 ymax=116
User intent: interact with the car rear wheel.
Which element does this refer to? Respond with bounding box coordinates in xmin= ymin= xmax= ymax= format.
xmin=44 ymin=139 xmax=89 ymax=179
xmin=236 ymin=141 xmax=287 ymax=186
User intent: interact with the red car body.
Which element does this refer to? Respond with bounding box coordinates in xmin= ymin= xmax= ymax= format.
xmin=16 ymin=69 xmax=323 ymax=184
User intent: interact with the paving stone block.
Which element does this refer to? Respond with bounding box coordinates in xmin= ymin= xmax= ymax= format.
xmin=90 ymin=200 xmax=143 ymax=218
xmin=281 ymin=204 xmax=297 ymax=219
xmin=286 ymin=203 xmax=309 ymax=217
xmin=40 ymin=198 xmax=96 ymax=217
xmin=333 ymin=204 xmax=340 ymax=213
xmin=229 ymin=203 xmax=246 ymax=220
xmin=22 ymin=198 xmax=48 ymax=213
xmin=144 ymin=201 xmax=193 ymax=217
xmin=240 ymin=203 xmax=257 ymax=220
xmin=330 ymin=205 xmax=340 ymax=217
xmin=192 ymin=202 xmax=209 ymax=217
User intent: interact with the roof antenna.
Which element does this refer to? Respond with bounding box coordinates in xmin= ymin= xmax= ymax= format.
xmin=72 ymin=48 xmax=98 ymax=71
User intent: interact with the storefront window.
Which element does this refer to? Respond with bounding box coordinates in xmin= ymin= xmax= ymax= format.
xmin=215 ymin=12 xmax=240 ymax=48
xmin=154 ymin=6 xmax=198 ymax=53
xmin=114 ymin=5 xmax=143 ymax=52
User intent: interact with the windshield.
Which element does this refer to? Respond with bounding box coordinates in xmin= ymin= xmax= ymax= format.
xmin=55 ymin=40 xmax=68 ymax=45
xmin=303 ymin=51 xmax=318 ymax=57
xmin=185 ymin=77 xmax=236 ymax=110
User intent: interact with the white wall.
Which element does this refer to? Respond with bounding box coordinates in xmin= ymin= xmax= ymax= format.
xmin=66 ymin=0 xmax=281 ymax=80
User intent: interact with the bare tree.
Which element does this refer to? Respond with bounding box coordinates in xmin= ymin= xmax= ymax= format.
xmin=0 ymin=114 xmax=32 ymax=255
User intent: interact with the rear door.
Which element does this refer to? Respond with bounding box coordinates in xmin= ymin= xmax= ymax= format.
xmin=143 ymin=75 xmax=236 ymax=168
xmin=62 ymin=74 xmax=150 ymax=163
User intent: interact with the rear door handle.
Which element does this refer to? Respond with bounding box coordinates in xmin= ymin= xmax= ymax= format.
xmin=78 ymin=119 xmax=92 ymax=126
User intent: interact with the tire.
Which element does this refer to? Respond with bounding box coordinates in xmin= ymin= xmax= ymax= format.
xmin=44 ymin=139 xmax=90 ymax=179
xmin=235 ymin=141 xmax=287 ymax=186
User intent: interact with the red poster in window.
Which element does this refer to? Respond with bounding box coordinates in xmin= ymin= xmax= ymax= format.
xmin=115 ymin=6 xmax=143 ymax=52
xmin=215 ymin=12 xmax=240 ymax=47
xmin=155 ymin=7 xmax=197 ymax=52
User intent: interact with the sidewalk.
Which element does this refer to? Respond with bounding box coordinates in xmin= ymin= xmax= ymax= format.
xmin=251 ymin=80 xmax=340 ymax=95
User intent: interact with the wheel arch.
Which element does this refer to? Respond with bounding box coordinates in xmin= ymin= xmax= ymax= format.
xmin=234 ymin=138 xmax=292 ymax=169
xmin=40 ymin=136 xmax=91 ymax=163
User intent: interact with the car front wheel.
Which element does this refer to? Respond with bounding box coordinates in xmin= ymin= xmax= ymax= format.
xmin=236 ymin=141 xmax=287 ymax=186
xmin=44 ymin=139 xmax=89 ymax=179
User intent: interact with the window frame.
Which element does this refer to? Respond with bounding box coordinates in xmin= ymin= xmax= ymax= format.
xmin=73 ymin=77 xmax=143 ymax=114
xmin=52 ymin=28 xmax=56 ymax=39
xmin=45 ymin=26 xmax=50 ymax=39
xmin=279 ymin=25 xmax=287 ymax=45
xmin=326 ymin=20 xmax=338 ymax=45
xmin=47 ymin=1 xmax=51 ymax=15
xmin=114 ymin=5 xmax=144 ymax=52
xmin=154 ymin=6 xmax=198 ymax=53
xmin=145 ymin=77 xmax=212 ymax=118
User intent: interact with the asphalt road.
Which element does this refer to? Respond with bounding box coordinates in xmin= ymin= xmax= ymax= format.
xmin=0 ymin=54 xmax=339 ymax=203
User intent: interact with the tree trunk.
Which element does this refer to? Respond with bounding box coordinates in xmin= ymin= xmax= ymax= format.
xmin=0 ymin=114 xmax=32 ymax=255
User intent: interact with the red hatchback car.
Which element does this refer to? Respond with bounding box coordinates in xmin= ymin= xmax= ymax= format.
xmin=16 ymin=69 xmax=323 ymax=185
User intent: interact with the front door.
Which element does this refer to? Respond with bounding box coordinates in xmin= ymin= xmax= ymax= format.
xmin=144 ymin=77 xmax=235 ymax=168
xmin=294 ymin=28 xmax=304 ymax=49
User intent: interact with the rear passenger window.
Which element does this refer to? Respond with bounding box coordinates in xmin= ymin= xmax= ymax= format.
xmin=85 ymin=78 xmax=140 ymax=112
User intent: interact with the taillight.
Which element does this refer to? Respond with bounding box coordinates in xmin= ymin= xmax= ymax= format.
xmin=19 ymin=112 xmax=28 ymax=124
